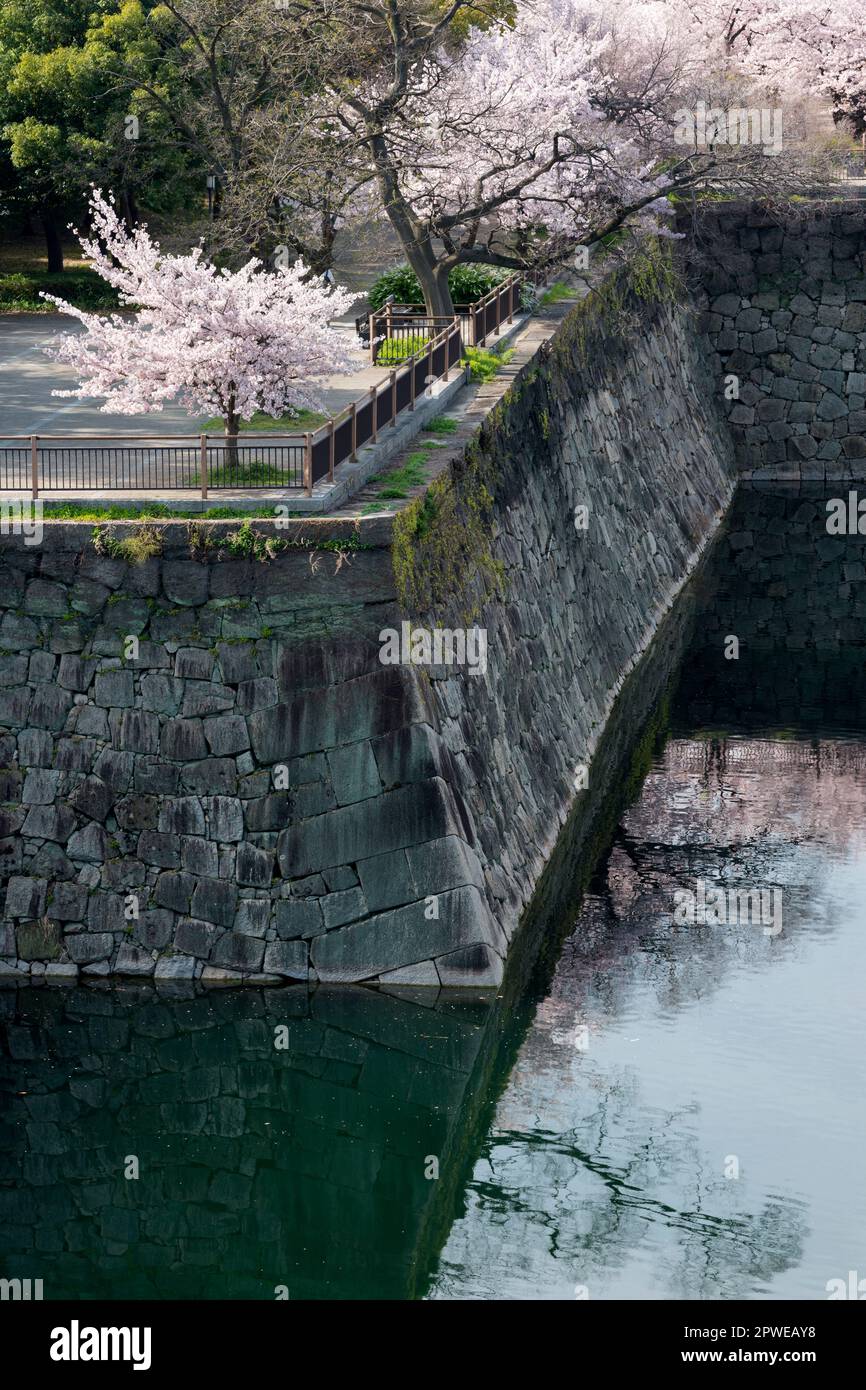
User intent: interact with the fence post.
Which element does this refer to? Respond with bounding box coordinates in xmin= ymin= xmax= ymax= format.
xmin=328 ymin=417 xmax=336 ymax=482
xmin=200 ymin=434 xmax=208 ymax=500
xmin=303 ymin=433 xmax=313 ymax=497
xmin=30 ymin=435 xmax=38 ymax=501
xmin=368 ymin=311 xmax=376 ymax=365
xmin=508 ymin=279 xmax=515 ymax=324
xmin=350 ymin=401 xmax=358 ymax=459
xmin=390 ymin=370 xmax=397 ymax=425
xmin=370 ymin=385 xmax=378 ymax=442
xmin=495 ymin=287 xmax=501 ymax=336
xmin=409 ymin=353 xmax=416 ymax=411
xmin=428 ymin=338 xmax=434 ymax=396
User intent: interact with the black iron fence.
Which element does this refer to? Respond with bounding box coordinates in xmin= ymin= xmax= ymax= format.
xmin=0 ymin=318 xmax=464 ymax=500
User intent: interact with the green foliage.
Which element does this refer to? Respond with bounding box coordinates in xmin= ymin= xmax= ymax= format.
xmin=462 ymin=345 xmax=515 ymax=382
xmin=0 ymin=268 xmax=119 ymax=311
xmin=370 ymin=451 xmax=429 ymax=499
xmin=375 ymin=332 xmax=430 ymax=364
xmin=91 ymin=520 xmax=163 ymax=564
xmin=42 ymin=500 xmax=291 ymax=520
xmin=540 ymin=282 xmax=577 ymax=306
xmin=368 ymin=263 xmax=511 ymax=311
xmin=556 ymin=238 xmax=681 ymax=366
xmin=200 ymin=408 xmax=326 ymax=433
xmin=0 ymin=0 xmax=200 ymax=254
xmin=392 ymin=436 xmax=505 ymax=627
xmin=423 ymin=415 xmax=459 ymax=434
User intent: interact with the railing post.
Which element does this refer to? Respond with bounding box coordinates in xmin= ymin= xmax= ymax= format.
xmin=428 ymin=337 xmax=434 ymax=396
xmin=370 ymin=385 xmax=378 ymax=442
xmin=200 ymin=434 xmax=208 ymax=500
xmin=328 ymin=417 xmax=336 ymax=482
xmin=368 ymin=311 xmax=376 ymax=365
xmin=303 ymin=432 xmax=313 ymax=497
xmin=350 ymin=401 xmax=358 ymax=458
xmin=30 ymin=435 xmax=38 ymax=501
xmin=508 ymin=278 xmax=515 ymax=324
xmin=390 ymin=369 xmax=397 ymax=425
xmin=495 ymin=286 xmax=502 ymax=336
xmin=409 ymin=353 xmax=416 ymax=411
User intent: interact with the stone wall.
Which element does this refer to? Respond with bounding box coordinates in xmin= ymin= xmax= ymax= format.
xmin=0 ymin=273 xmax=737 ymax=987
xmin=694 ymin=200 xmax=866 ymax=479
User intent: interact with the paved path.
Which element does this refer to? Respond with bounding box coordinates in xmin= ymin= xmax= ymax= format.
xmin=0 ymin=313 xmax=384 ymax=439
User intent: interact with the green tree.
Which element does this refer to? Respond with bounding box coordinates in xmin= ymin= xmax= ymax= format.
xmin=0 ymin=0 xmax=197 ymax=270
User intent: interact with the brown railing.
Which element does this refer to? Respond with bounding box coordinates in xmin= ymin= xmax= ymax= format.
xmin=0 ymin=318 xmax=464 ymax=500
xmin=368 ymin=273 xmax=525 ymax=359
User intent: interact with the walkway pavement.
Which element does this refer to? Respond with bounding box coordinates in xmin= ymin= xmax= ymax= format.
xmin=0 ymin=313 xmax=384 ymax=438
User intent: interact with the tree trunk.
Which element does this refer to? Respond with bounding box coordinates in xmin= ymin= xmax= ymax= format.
xmin=224 ymin=401 xmax=240 ymax=475
xmin=407 ymin=249 xmax=455 ymax=318
xmin=41 ymin=209 xmax=64 ymax=273
xmin=119 ymin=186 xmax=139 ymax=230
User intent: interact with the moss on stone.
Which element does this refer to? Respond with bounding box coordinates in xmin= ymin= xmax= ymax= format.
xmin=392 ymin=434 xmax=506 ymax=626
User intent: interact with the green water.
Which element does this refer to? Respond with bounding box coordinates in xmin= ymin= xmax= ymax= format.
xmin=2 ymin=485 xmax=865 ymax=1300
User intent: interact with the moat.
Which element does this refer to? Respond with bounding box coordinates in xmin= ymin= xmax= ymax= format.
xmin=2 ymin=484 xmax=865 ymax=1300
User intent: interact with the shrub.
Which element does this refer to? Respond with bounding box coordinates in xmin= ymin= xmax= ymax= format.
xmin=375 ymin=333 xmax=430 ymax=364
xmin=461 ymin=345 xmax=514 ymax=382
xmin=0 ymin=270 xmax=120 ymax=312
xmin=368 ymin=263 xmax=512 ymax=312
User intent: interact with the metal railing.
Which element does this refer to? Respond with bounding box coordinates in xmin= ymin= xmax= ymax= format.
xmin=0 ymin=318 xmax=464 ymax=500
xmin=366 ymin=273 xmax=525 ymax=359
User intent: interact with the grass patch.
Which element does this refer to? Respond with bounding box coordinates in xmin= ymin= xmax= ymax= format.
xmin=540 ymin=282 xmax=578 ymax=306
xmin=92 ymin=522 xmax=163 ymax=565
xmin=0 ymin=269 xmax=120 ymax=313
xmin=205 ymin=460 xmax=297 ymax=488
xmin=423 ymin=415 xmax=459 ymax=434
xmin=462 ymin=345 xmax=515 ymax=382
xmin=200 ymin=408 xmax=326 ymax=433
xmin=369 ymin=450 xmax=429 ymax=499
xmin=42 ymin=500 xmax=288 ymax=521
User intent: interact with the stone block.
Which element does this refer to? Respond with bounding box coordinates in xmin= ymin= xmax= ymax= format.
xmin=190 ymin=877 xmax=237 ymax=928
xmin=263 ymin=940 xmax=308 ymax=980
xmin=5 ymin=876 xmax=46 ymax=919
xmin=66 ymin=933 xmax=113 ymax=964
xmin=174 ymin=918 xmax=220 ymax=959
xmin=154 ymin=871 xmax=195 ymax=913
xmin=210 ymin=932 xmax=265 ymax=972
xmin=203 ymin=714 xmax=250 ymax=756
xmin=274 ymin=897 xmax=324 ymax=940
xmin=16 ymin=919 xmax=61 ymax=961
xmin=236 ymin=842 xmax=274 ymax=887
xmin=311 ymin=885 xmax=499 ymax=983
xmin=277 ymin=778 xmax=462 ymax=878
xmin=160 ymin=719 xmax=208 ymax=761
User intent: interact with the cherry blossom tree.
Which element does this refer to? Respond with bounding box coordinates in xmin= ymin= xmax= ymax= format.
xmin=322 ymin=0 xmax=831 ymax=316
xmin=42 ymin=189 xmax=355 ymax=456
xmin=664 ymin=0 xmax=866 ymax=125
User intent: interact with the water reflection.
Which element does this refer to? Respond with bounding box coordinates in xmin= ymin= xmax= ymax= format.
xmin=0 ymin=985 xmax=497 ymax=1300
xmin=430 ymin=488 xmax=866 ymax=1300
